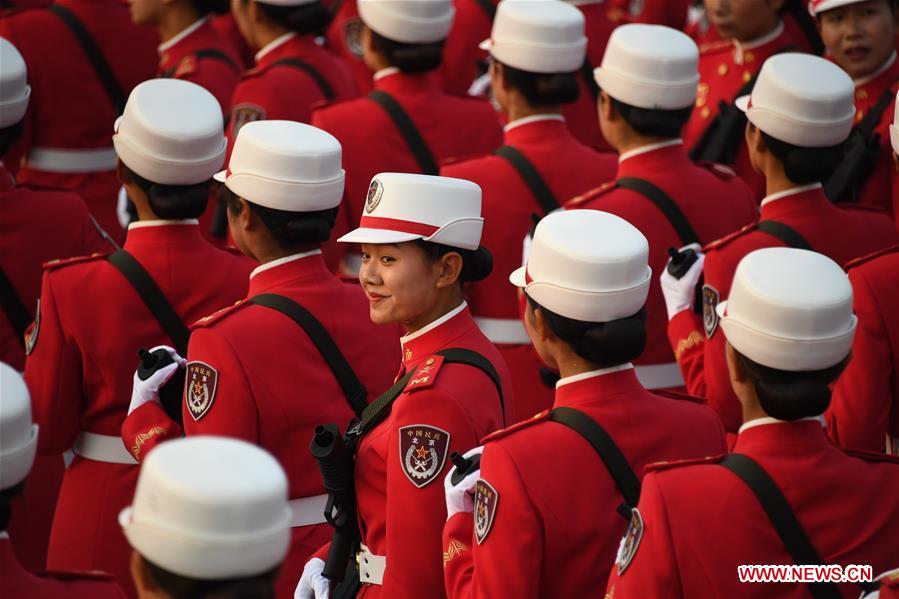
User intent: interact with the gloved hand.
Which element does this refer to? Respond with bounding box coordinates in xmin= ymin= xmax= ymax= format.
xmin=660 ymin=245 xmax=705 ymax=321
xmin=128 ymin=345 xmax=186 ymax=415
xmin=295 ymin=558 xmax=330 ymax=599
xmin=444 ymin=446 xmax=484 ymax=520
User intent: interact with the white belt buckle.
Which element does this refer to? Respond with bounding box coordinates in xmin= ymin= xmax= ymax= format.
xmin=357 ymin=544 xmax=386 ymax=585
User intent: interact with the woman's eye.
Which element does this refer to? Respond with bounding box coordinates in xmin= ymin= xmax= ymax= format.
xmin=360 ymin=253 xmax=370 ymax=262
xmin=380 ymin=256 xmax=395 ymax=264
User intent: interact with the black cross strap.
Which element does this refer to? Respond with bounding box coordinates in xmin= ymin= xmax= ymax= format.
xmin=719 ymin=454 xmax=876 ymax=598
xmin=160 ymin=48 xmax=241 ymax=78
xmin=549 ymin=407 xmax=640 ymax=517
xmin=369 ymin=90 xmax=439 ymax=175
xmin=250 ymin=294 xmax=367 ymax=417
xmin=106 ymin=250 xmax=190 ymax=356
xmin=355 ymin=348 xmax=505 ymax=438
xmin=492 ymin=145 xmax=560 ymax=215
xmin=757 ymin=220 xmax=813 ymax=252
xmin=272 ymin=58 xmax=335 ymax=101
xmin=0 ymin=267 xmax=30 ymax=348
xmin=48 ymin=5 xmax=126 ymax=114
xmin=616 ymin=177 xmax=700 ymax=247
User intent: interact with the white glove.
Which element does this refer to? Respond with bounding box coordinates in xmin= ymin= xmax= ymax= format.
xmin=444 ymin=446 xmax=484 ymax=520
xmin=660 ymin=245 xmax=705 ymax=321
xmin=128 ymin=345 xmax=186 ymax=415
xmin=295 ymin=558 xmax=330 ymax=599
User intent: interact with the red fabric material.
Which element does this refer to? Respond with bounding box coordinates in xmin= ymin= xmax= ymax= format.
xmin=359 ymin=216 xmax=440 ymax=237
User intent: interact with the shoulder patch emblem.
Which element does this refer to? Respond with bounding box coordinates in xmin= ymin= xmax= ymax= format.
xmin=702 ymin=284 xmax=720 ymax=339
xmin=231 ymin=103 xmax=266 ymax=138
xmin=403 ymin=355 xmax=444 ymax=393
xmin=186 ymin=361 xmax=218 ymax=421
xmin=365 ymin=178 xmax=384 ymax=213
xmin=25 ymin=298 xmax=40 ymax=356
xmin=398 ymin=424 xmax=450 ymax=488
xmin=474 ymin=479 xmax=499 ymax=544
xmin=615 ymin=508 xmax=644 ymax=575
xmin=344 ymin=17 xmax=364 ymax=58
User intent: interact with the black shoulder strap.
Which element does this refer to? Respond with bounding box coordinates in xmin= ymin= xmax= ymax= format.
xmin=249 ymin=293 xmax=367 ymax=417
xmin=48 ymin=5 xmax=126 ymax=114
xmin=549 ymin=406 xmax=640 ymax=516
xmin=580 ymin=58 xmax=599 ymax=100
xmin=0 ymin=267 xmax=30 ymax=347
xmin=369 ymin=90 xmax=439 ymax=175
xmin=857 ymin=88 xmax=895 ymax=138
xmin=616 ymin=177 xmax=700 ymax=246
xmin=357 ymin=348 xmax=504 ymax=436
xmin=719 ymin=454 xmax=870 ymax=599
xmin=493 ymin=145 xmax=560 ymax=215
xmin=757 ymin=220 xmax=813 ymax=251
xmin=195 ymin=49 xmax=241 ymax=75
xmin=272 ymin=58 xmax=335 ymax=101
xmin=106 ymin=250 xmax=190 ymax=356
xmin=474 ymin=0 xmax=497 ymax=20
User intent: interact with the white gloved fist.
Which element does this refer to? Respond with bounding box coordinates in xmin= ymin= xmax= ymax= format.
xmin=295 ymin=557 xmax=330 ymax=599
xmin=128 ymin=345 xmax=186 ymax=415
xmin=660 ymin=244 xmax=705 ymax=321
xmin=444 ymin=446 xmax=484 ymax=520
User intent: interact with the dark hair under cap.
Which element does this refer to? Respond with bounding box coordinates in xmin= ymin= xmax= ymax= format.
xmin=122 ymin=163 xmax=210 ymax=220
xmin=143 ymin=555 xmax=278 ymax=599
xmin=760 ymin=130 xmax=844 ymax=185
xmin=499 ymin=61 xmax=580 ymax=107
xmin=255 ymin=0 xmax=332 ymax=36
xmin=370 ymin=30 xmax=445 ymax=73
xmin=412 ymin=239 xmax=493 ymax=284
xmin=223 ymin=186 xmax=337 ymax=249
xmin=606 ymin=94 xmax=693 ymax=139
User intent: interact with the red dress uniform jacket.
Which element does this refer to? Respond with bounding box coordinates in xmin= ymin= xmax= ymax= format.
xmin=0 ymin=163 xmax=110 ymax=573
xmin=0 ymin=0 xmax=158 ymax=239
xmin=669 ymin=185 xmax=899 ymax=434
xmin=324 ymin=0 xmax=372 ymax=93
xmin=170 ymin=252 xmax=400 ymax=599
xmin=443 ymin=366 xmax=727 ymax=598
xmin=0 ymin=534 xmax=125 ymax=598
xmin=157 ymin=17 xmax=241 ymax=117
xmin=340 ymin=304 xmax=511 ymax=598
xmin=627 ymin=0 xmax=691 ymax=28
xmin=845 ymin=54 xmax=899 ymax=229
xmin=312 ymin=69 xmax=503 ymax=240
xmin=211 ymin=12 xmax=253 ymax=70
xmin=23 ymin=221 xmax=252 ymax=594
xmin=226 ymin=32 xmax=358 ymax=158
xmin=606 ymin=420 xmax=899 ymax=598
xmin=567 ymin=142 xmax=758 ymax=390
xmin=439 ymin=0 xmax=495 ymax=96
xmin=828 ymin=247 xmax=899 ymax=455
xmin=441 ymin=116 xmax=617 ymax=423
xmin=684 ymin=23 xmax=802 ymax=200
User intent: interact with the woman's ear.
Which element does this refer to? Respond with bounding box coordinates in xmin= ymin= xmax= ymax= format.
xmin=434 ymin=251 xmax=464 ymax=289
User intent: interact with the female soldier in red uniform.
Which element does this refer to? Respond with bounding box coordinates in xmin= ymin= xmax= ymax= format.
xmin=297 ymin=173 xmax=513 ymax=599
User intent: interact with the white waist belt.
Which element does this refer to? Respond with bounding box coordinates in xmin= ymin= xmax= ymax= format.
xmin=289 ymin=494 xmax=329 ymax=527
xmin=27 ymin=147 xmax=117 ymax=173
xmin=72 ymin=432 xmax=138 ymax=465
xmin=635 ymin=362 xmax=684 ymax=390
xmin=474 ymin=317 xmax=530 ymax=345
xmin=357 ymin=544 xmax=386 ymax=585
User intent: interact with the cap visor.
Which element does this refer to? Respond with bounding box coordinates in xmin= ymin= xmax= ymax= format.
xmin=735 ymin=95 xmax=750 ymax=114
xmin=509 ymin=265 xmax=527 ymax=288
xmin=212 ymin=170 xmax=227 ymax=183
xmin=478 ymin=38 xmax=492 ymax=51
xmin=337 ymin=227 xmax=424 ymax=245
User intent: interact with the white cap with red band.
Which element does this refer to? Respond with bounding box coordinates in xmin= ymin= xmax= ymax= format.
xmin=214 ymin=120 xmax=345 ymax=212
xmin=120 ymin=437 xmax=291 ymax=580
xmin=593 ymin=23 xmax=699 ymax=110
xmin=479 ymin=0 xmax=587 ymax=74
xmin=510 ymin=210 xmax=652 ymax=323
xmin=735 ymin=53 xmax=855 ymax=147
xmin=717 ymin=248 xmax=856 ymax=371
xmin=338 ymin=173 xmax=484 ymax=250
xmin=358 ymin=0 xmax=455 ymax=44
xmin=807 ymin=0 xmax=865 ymax=15
xmin=0 ymin=362 xmax=38 ymax=491
xmin=113 ymin=79 xmax=226 ymax=185
xmin=0 ymin=39 xmax=30 ymax=129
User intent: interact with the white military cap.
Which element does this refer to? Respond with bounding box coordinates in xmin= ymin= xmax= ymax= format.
xmin=0 ymin=362 xmax=39 ymax=491
xmin=717 ymin=248 xmax=856 ymax=372
xmin=890 ymin=93 xmax=899 ymax=155
xmin=214 ymin=120 xmax=345 ymax=212
xmin=593 ymin=24 xmax=699 ymax=110
xmin=113 ymin=79 xmax=226 ymax=185
xmin=807 ymin=0 xmax=865 ymax=14
xmin=479 ymin=0 xmax=587 ymax=74
xmin=120 ymin=436 xmax=290 ymax=580
xmin=0 ymin=39 xmax=30 ymax=129
xmin=358 ymin=0 xmax=455 ymax=44
xmin=338 ymin=173 xmax=483 ymax=250
xmin=510 ymin=210 xmax=652 ymax=322
xmin=735 ymin=54 xmax=855 ymax=147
